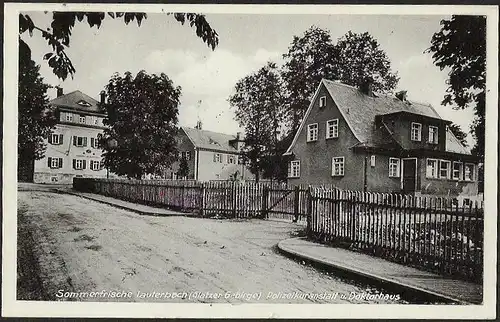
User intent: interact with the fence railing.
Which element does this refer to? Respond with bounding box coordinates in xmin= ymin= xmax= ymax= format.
xmin=73 ymin=177 xmax=310 ymax=222
xmin=308 ymin=188 xmax=484 ymax=282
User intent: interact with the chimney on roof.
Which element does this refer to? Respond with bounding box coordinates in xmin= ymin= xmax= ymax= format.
xmin=236 ymin=132 xmax=241 ymax=140
xmin=56 ymin=86 xmax=63 ymax=97
xmin=395 ymin=90 xmax=407 ymax=102
xmin=359 ymin=76 xmax=374 ymax=97
xmin=100 ymin=90 xmax=106 ymax=104
xmin=195 ymin=120 xmax=203 ymax=130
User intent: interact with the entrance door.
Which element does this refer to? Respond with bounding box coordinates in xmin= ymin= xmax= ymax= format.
xmin=402 ymin=159 xmax=417 ymax=194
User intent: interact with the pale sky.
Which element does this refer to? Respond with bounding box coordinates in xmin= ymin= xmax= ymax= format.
xmin=21 ymin=12 xmax=477 ymax=146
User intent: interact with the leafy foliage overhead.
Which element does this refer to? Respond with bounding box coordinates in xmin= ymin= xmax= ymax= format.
xmin=19 ymin=12 xmax=219 ymax=80
xmin=426 ymin=15 xmax=486 ymax=158
xmin=101 ymin=70 xmax=181 ymax=179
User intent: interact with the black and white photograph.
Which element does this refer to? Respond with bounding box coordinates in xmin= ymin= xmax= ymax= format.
xmin=3 ymin=2 xmax=498 ymax=319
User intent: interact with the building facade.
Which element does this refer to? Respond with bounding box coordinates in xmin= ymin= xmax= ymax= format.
xmin=33 ymin=89 xmax=108 ymax=184
xmin=163 ymin=124 xmax=254 ymax=182
xmin=284 ymin=79 xmax=480 ymax=201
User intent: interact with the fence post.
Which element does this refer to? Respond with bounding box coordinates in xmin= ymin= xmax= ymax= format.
xmin=198 ymin=182 xmax=205 ymax=217
xmin=261 ymin=186 xmax=269 ymax=219
xmin=232 ymin=182 xmax=237 ymax=218
xmin=293 ymin=185 xmax=300 ymax=223
xmin=306 ymin=187 xmax=313 ymax=234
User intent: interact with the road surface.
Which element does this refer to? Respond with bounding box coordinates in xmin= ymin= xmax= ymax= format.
xmin=17 ymin=189 xmax=406 ymax=303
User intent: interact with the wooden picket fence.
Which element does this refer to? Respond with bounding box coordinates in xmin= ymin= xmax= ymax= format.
xmin=308 ymin=187 xmax=484 ymax=282
xmin=73 ymin=177 xmax=310 ymax=222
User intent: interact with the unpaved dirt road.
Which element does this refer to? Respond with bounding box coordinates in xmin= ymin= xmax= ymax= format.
xmin=17 ymin=189 xmax=406 ymax=304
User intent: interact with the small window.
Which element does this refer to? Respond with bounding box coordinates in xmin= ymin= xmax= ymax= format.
xmin=77 ymin=100 xmax=92 ymax=107
xmin=74 ymin=159 xmax=85 ymax=170
xmin=426 ymin=159 xmax=439 ymax=178
xmin=428 ymin=126 xmax=439 ymax=144
xmin=389 ymin=158 xmax=400 ymax=177
xmin=307 ymin=123 xmax=318 ymax=142
xmin=73 ymin=136 xmax=87 ymax=147
xmin=439 ymin=160 xmax=451 ymax=179
xmin=51 ymin=158 xmax=59 ymax=168
xmin=370 ymin=155 xmax=376 ymax=167
xmin=228 ymin=155 xmax=236 ymax=164
xmin=238 ymin=155 xmax=244 ymax=164
xmin=90 ymin=160 xmax=100 ymax=171
xmin=214 ymin=153 xmax=222 ymax=163
xmin=65 ymin=113 xmax=73 ymax=122
xmin=288 ymin=160 xmax=300 ymax=178
xmin=79 ymin=115 xmax=86 ymax=124
xmin=326 ymin=119 xmax=339 ymax=139
xmin=319 ymin=96 xmax=327 ymax=108
xmin=50 ymin=134 xmax=60 ymax=145
xmin=452 ymin=162 xmax=463 ymax=180
xmin=411 ymin=122 xmax=422 ymax=141
xmin=464 ymin=163 xmax=475 ymax=181
xmin=332 ymin=157 xmax=345 ymax=176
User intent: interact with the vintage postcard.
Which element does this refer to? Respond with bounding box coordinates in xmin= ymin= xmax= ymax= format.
xmin=3 ymin=2 xmax=498 ymax=319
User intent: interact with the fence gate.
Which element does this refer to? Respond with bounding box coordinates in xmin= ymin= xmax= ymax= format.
xmin=264 ymin=185 xmax=305 ymax=222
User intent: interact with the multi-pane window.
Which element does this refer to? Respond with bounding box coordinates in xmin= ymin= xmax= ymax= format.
xmin=326 ymin=119 xmax=339 ymax=139
xmin=73 ymin=159 xmax=86 ymax=170
xmin=228 ymin=155 xmax=236 ymax=164
xmin=307 ymin=123 xmax=318 ymax=142
xmin=464 ymin=163 xmax=475 ymax=181
xmin=90 ymin=160 xmax=101 ymax=171
xmin=48 ymin=157 xmax=63 ymax=169
xmin=452 ymin=162 xmax=463 ymax=180
xmin=49 ymin=133 xmax=63 ymax=145
xmin=426 ymin=159 xmax=439 ymax=178
xmin=79 ymin=115 xmax=86 ymax=124
xmin=332 ymin=157 xmax=345 ymax=176
xmin=389 ymin=158 xmax=400 ymax=177
xmin=213 ymin=153 xmax=222 ymax=163
xmin=319 ymin=96 xmax=327 ymax=108
xmin=65 ymin=113 xmax=73 ymax=122
xmin=428 ymin=126 xmax=439 ymax=144
xmin=73 ymin=136 xmax=87 ymax=147
xmin=288 ymin=160 xmax=300 ymax=178
xmin=180 ymin=151 xmax=191 ymax=161
xmin=439 ymin=160 xmax=451 ymax=179
xmin=411 ymin=122 xmax=422 ymax=141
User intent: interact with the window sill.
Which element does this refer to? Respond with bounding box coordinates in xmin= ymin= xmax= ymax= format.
xmin=306 ymin=140 xmax=318 ymax=143
xmin=331 ymin=175 xmax=344 ymax=177
xmin=388 ymin=176 xmax=400 ymax=179
xmin=325 ymin=136 xmax=339 ymax=140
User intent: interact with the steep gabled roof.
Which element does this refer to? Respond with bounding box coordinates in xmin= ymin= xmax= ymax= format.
xmin=181 ymin=127 xmax=239 ymax=153
xmin=445 ymin=128 xmax=471 ymax=154
xmin=285 ymin=78 xmax=470 ymax=156
xmin=49 ymin=90 xmax=102 ymax=113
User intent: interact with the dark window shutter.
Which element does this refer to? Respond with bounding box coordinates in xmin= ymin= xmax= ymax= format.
xmin=83 ymin=137 xmax=87 ymax=147
xmin=48 ymin=134 xmax=53 ymax=144
xmin=73 ymin=159 xmax=76 ymax=169
xmin=73 ymin=136 xmax=77 ymax=146
xmin=48 ymin=157 xmax=52 ymax=168
xmin=58 ymin=158 xmax=63 ymax=168
xmin=82 ymin=160 xmax=87 ymax=169
xmin=91 ymin=138 xmax=95 ymax=148
xmin=59 ymin=134 xmax=63 ymax=145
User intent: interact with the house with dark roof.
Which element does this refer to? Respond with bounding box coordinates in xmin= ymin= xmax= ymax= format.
xmin=162 ymin=122 xmax=254 ymax=181
xmin=284 ymin=78 xmax=480 ymax=200
xmin=33 ymin=88 xmax=110 ymax=183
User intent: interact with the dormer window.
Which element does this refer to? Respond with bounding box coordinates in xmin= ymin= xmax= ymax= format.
xmin=77 ymin=100 xmax=92 ymax=107
xmin=319 ymin=96 xmax=327 ymax=108
xmin=208 ymin=137 xmax=220 ymax=146
xmin=411 ymin=122 xmax=422 ymax=141
xmin=428 ymin=126 xmax=438 ymax=144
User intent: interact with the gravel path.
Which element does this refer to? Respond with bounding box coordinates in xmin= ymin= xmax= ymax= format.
xmin=17 ymin=190 xmax=406 ymax=303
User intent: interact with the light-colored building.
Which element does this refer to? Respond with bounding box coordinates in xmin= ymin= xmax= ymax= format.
xmin=164 ymin=123 xmax=254 ymax=181
xmin=33 ymin=89 xmax=108 ymax=184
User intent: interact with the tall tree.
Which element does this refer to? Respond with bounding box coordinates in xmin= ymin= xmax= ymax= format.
xmin=229 ymin=62 xmax=286 ymax=182
xmin=334 ymin=31 xmax=399 ymax=93
xmin=19 ymin=12 xmax=219 ymax=80
xmin=426 ymin=15 xmax=486 ymax=159
xmin=18 ymin=43 xmax=56 ymax=181
xmin=281 ymin=26 xmax=338 ymax=132
xmin=101 ymin=71 xmax=181 ymax=179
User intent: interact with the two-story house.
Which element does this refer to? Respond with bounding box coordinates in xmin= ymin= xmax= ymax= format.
xmin=33 ymin=88 xmax=109 ymax=184
xmin=164 ymin=123 xmax=254 ymax=181
xmin=284 ymin=78 xmax=480 ymax=200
